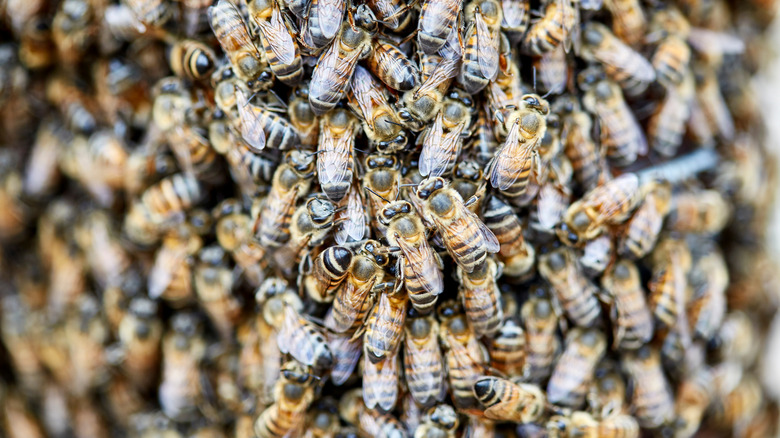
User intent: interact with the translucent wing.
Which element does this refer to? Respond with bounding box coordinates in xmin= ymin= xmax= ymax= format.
xmin=459 ymin=199 xmax=501 ymax=253
xmin=148 ymin=245 xmax=188 ymax=299
xmin=318 ymin=0 xmax=346 ymax=40
xmin=537 ymin=183 xmax=567 ymax=230
xmin=594 ymin=35 xmax=655 ymax=82
xmin=488 ymin=120 xmax=539 ymax=190
xmin=236 ymin=89 xmax=266 ymax=151
xmin=585 ymin=173 xmax=639 ymax=219
xmin=362 ymin=353 xmax=398 ymax=411
xmin=423 ymin=118 xmax=466 ymax=178
xmin=326 ymin=277 xmax=373 ymax=333
xmin=416 ymin=57 xmax=460 ymax=98
xmin=687 ymin=28 xmax=744 ymax=56
xmin=327 ymin=331 xmax=362 ymax=385
xmin=422 ymin=0 xmax=458 ymax=33
xmin=317 ymin=122 xmax=353 ymax=188
xmin=419 ymin=113 xmax=445 ymax=177
xmin=367 ymin=292 xmax=406 ymax=355
xmin=257 ymin=7 xmax=296 ymax=65
xmin=475 ymin=13 xmax=499 ymax=80
xmin=501 ymin=0 xmax=529 ymax=28
xmin=259 ymin=186 xmax=297 ymax=241
xmin=404 ymin=332 xmax=444 ymax=405
xmin=428 ymin=193 xmax=500 ymax=256
xmin=335 ymin=185 xmax=367 ymax=244
xmin=396 ymin=235 xmax=444 ymax=296
xmin=350 ymin=67 xmax=380 ymax=131
xmin=310 ymin=40 xmax=361 ymax=105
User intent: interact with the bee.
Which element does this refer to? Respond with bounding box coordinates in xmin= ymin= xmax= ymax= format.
xmin=236 ymin=89 xmax=302 ymax=152
xmin=351 ymin=393 xmax=408 ymax=437
xmin=46 ymin=73 xmax=99 ymax=134
xmin=363 ymin=154 xmax=401 ymax=236
xmin=304 ymin=398 xmax=340 ymax=438
xmin=367 ymin=38 xmax=419 ymax=92
xmin=580 ymin=23 xmax=655 ymax=96
xmin=558 ymin=173 xmax=640 ymax=246
xmin=601 ymin=260 xmax=654 ymax=350
xmin=521 ymin=292 xmax=560 ymax=382
xmin=378 ymin=201 xmax=444 ymax=314
xmin=403 ymin=311 xmax=446 ymax=407
xmin=469 ymin=107 xmax=500 ymax=166
xmin=546 ymin=328 xmax=607 ymax=408
xmin=460 ymin=0 xmax=506 ymax=94
xmin=550 ymin=411 xmax=639 ymax=438
xmin=168 ymin=39 xmax=216 ymax=81
xmin=693 ymin=64 xmax=735 ymax=142
xmin=278 ymin=302 xmax=334 ymax=372
xmin=300 ymin=0 xmax=347 ymax=50
xmin=74 ymin=210 xmax=131 ymax=289
xmin=451 ymin=161 xmax=486 ymax=214
xmin=586 ymin=362 xmax=628 ymax=418
xmin=416 ymin=177 xmax=499 ymax=273
xmin=362 ymin=346 xmax=400 ymax=412
xmin=254 ymin=150 xmax=315 ymax=248
xmin=364 ymin=280 xmax=408 ymax=363
xmin=438 ymin=301 xmax=486 ymax=413
xmin=617 ymin=181 xmax=672 ymax=259
xmin=288 ymin=84 xmax=320 ymax=148
xmin=647 ymin=72 xmax=694 ymax=157
xmin=123 ymin=0 xmax=172 ymax=28
xmin=674 ymin=370 xmax=713 ymax=438
xmin=209 ymin=0 xmax=269 ymax=84
xmin=604 ymin=0 xmax=646 ymax=46
xmin=712 ymin=375 xmax=764 ymax=431
xmin=456 ymin=258 xmax=503 ymax=338
xmin=139 ymin=172 xmax=204 ymax=226
xmin=274 ymin=196 xmax=339 ymax=274
xmin=487 ymin=94 xmax=549 ymax=198
xmin=417 ymin=0 xmax=462 ymax=54
xmin=473 ymin=376 xmax=546 ymax=423
xmin=248 ymin=0 xmax=304 ymax=86
xmin=193 ymin=245 xmax=241 ymax=341
xmin=486 ymin=319 xmax=525 ymax=377
xmin=647 ymin=8 xmax=691 ymax=88
xmin=213 ymin=199 xmax=267 ymax=286
xmin=325 ymin=241 xmax=388 ymax=335
xmin=302 ymin=245 xmax=353 ymax=303
xmin=1 ymin=296 xmax=45 ymax=396
xmin=534 ymin=45 xmax=568 ymax=95
xmin=254 ymin=361 xmax=317 ymax=438
xmin=148 ymin=223 xmax=204 ymax=307
xmin=485 ymin=61 xmax=525 ymax=140
xmin=500 ymin=0 xmax=530 ymax=35
xmin=622 ymin=346 xmax=674 ymax=428
xmin=158 ymin=312 xmax=207 ymax=422
xmin=556 ymin=96 xmax=601 ymax=191
xmin=335 ymin=184 xmax=369 ymax=245
xmin=348 ymin=65 xmax=407 ymax=152
xmin=18 ymin=19 xmax=55 ymax=70
xmin=167 ymin=122 xmax=224 ymax=184
xmin=538 ymin=248 xmax=602 ymax=327
xmin=579 ymin=233 xmax=613 ymax=277
xmin=317 ymin=108 xmax=358 ymax=202
xmin=687 ymin=250 xmax=728 ymax=341
xmin=665 ymin=188 xmax=731 ymax=234
xmin=366 ymin=0 xmax=414 ymax=31
xmin=415 ymin=404 xmax=459 ymax=438
xmin=309 ymin=6 xmax=377 ymax=115
xmin=522 ymin=0 xmax=578 ymax=55
xmin=581 ymin=78 xmax=646 ymax=166
xmin=419 ymin=90 xmax=473 ymax=178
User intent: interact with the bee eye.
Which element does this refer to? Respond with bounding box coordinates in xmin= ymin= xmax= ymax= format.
xmin=434 ymin=179 xmax=444 ymax=190
xmin=401 ymin=204 xmax=410 ymax=213
xmin=368 ymin=159 xmax=377 ymax=168
xmin=375 ymin=255 xmax=387 ymax=264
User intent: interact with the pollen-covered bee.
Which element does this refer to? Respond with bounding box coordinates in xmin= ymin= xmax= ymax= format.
xmin=403 ymin=311 xmax=446 ymax=407
xmin=460 ymin=0 xmax=507 ymax=94
xmin=168 ymin=39 xmax=216 ymax=81
xmin=248 ymin=0 xmax=304 ymax=86
xmin=416 ymin=177 xmax=500 ymax=273
xmin=309 ymin=5 xmax=377 ymax=115
xmin=209 ymin=0 xmax=270 ymax=84
xmin=379 ymin=201 xmax=443 ymax=314
xmin=417 ymin=0 xmax=462 ymax=54
xmin=367 ymin=38 xmax=419 ymax=92
xmin=348 ymin=66 xmax=407 ymax=152
xmin=601 ymin=259 xmax=654 ymax=349
xmin=254 ymin=361 xmax=317 ymax=438
xmin=317 ymin=108 xmax=358 ymax=202
xmin=522 ymin=0 xmax=578 ymax=55
xmin=456 ymin=257 xmax=503 ymax=338
xmin=473 ymin=376 xmax=546 ymax=423
xmin=538 ymin=247 xmax=602 ymax=327
xmin=522 ymin=293 xmax=559 ymax=382
xmin=622 ymin=346 xmax=674 ymax=428
xmin=547 ymin=328 xmax=607 ymax=408
xmin=580 ymin=22 xmax=655 ymax=96
xmin=419 ymin=90 xmax=473 ymax=179
xmin=278 ymin=302 xmax=334 ymax=372
xmin=617 ymin=181 xmax=672 ymax=259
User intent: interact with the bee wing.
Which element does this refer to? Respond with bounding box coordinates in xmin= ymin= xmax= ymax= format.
xmin=329 ymin=278 xmax=373 ymax=333
xmin=537 ymin=183 xmax=567 ymax=230
xmin=501 ymin=0 xmax=529 ymax=29
xmin=148 ymin=245 xmax=188 ymax=299
xmin=362 ymin=353 xmax=398 ymax=411
xmin=317 ymin=124 xmax=353 ymax=188
xmin=404 ymin=333 xmax=444 ymax=405
xmin=257 ymin=7 xmax=297 ymax=65
xmin=419 ymin=112 xmax=446 ymax=177
xmin=396 ymin=235 xmax=444 ymax=296
xmin=310 ymin=41 xmax=361 ymax=101
xmin=327 ymin=331 xmax=362 ymax=385
xmin=421 ymin=0 xmax=457 ymax=33
xmin=350 ymin=67 xmax=379 ymax=131
xmin=417 ymin=57 xmax=460 ymax=98
xmin=594 ymin=37 xmax=655 ymax=82
xmin=459 ymin=200 xmax=501 ymax=254
xmin=260 ymin=186 xmax=297 ymax=237
xmin=318 ymin=0 xmax=346 ymax=40
xmin=335 ymin=186 xmax=367 ymax=245
xmin=236 ymin=90 xmax=267 ymax=151
xmin=370 ymin=292 xmax=406 ymax=353
xmin=586 ymin=174 xmax=639 ymax=219
xmin=475 ymin=13 xmax=499 ymax=81
xmin=488 ymin=121 xmax=538 ymax=191
xmin=687 ymin=28 xmax=745 ymax=56
xmin=426 ymin=120 xmax=466 ymax=178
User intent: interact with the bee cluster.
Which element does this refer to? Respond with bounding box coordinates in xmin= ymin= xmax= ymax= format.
xmin=0 ymin=0 xmax=778 ymax=436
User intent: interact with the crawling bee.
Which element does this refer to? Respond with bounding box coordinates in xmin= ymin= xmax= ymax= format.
xmin=546 ymin=328 xmax=607 ymax=408
xmin=366 ymin=0 xmax=414 ymax=32
xmin=418 ymin=0 xmax=462 ymax=54
xmin=604 ymin=0 xmax=646 ymax=46
xmin=274 ymin=196 xmax=339 ymax=275
xmin=581 ymin=22 xmax=655 ymax=96
xmin=302 ymin=245 xmax=353 ymax=303
xmin=363 ymin=154 xmax=401 ymax=236
xmin=622 ymin=346 xmax=674 ymax=428
xmin=601 ymin=259 xmax=654 ymax=350
xmin=300 ymin=0 xmax=347 ymax=50
xmin=473 ymin=376 xmax=546 ymax=423
xmin=362 ymin=344 xmax=400 ymax=412
xmin=158 ymin=312 xmax=207 ymax=422
xmin=456 ymin=257 xmax=503 ymax=338
xmin=419 ymin=90 xmax=473 ymax=179
xmin=367 ymin=38 xmax=419 ymax=92
xmin=415 ymin=404 xmax=459 ymax=438
xmin=460 ymin=0 xmax=507 ymax=94
xmin=348 ymin=66 xmax=407 ymax=152
xmin=364 ymin=281 xmax=408 ymax=364
xmin=438 ymin=301 xmax=486 ymax=414
xmin=521 ymin=292 xmax=559 ymax=382
xmin=209 ymin=0 xmax=271 ymax=84
xmin=288 ymin=84 xmax=320 ymax=148
xmin=538 ymin=247 xmax=602 ymax=327
xmin=617 ymin=181 xmax=672 ymax=259
xmin=254 ymin=361 xmax=317 ymax=438
xmin=248 ymin=0 xmax=304 ymax=85
xmin=278 ymin=302 xmax=333 ymax=372
xmin=404 ymin=312 xmax=446 ymax=407
xmin=317 ymin=108 xmax=359 ymax=202
xmin=522 ymin=0 xmax=579 ymax=55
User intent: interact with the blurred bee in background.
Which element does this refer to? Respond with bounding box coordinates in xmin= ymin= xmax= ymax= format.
xmin=500 ymin=0 xmax=530 ymax=37
xmin=538 ymin=247 xmax=602 ymax=328
xmin=579 ymin=233 xmax=613 ymax=277
xmin=304 ymin=398 xmax=341 ymax=438
xmin=213 ymin=199 xmax=267 ymax=287
xmin=288 ymin=84 xmax=320 ymax=148
xmin=473 ymin=376 xmax=546 ymax=422
xmin=123 ymin=0 xmax=172 ymax=29
xmin=665 ymin=188 xmax=731 ymax=234
xmin=18 ymin=18 xmax=56 ymax=70
xmin=366 ymin=0 xmax=415 ymax=32
xmin=546 ymin=328 xmax=607 ymax=408
xmin=404 ymin=311 xmax=446 ymax=407
xmin=580 ymin=22 xmax=655 ymax=96
xmin=673 ymin=369 xmax=713 ymax=437
xmin=209 ymin=0 xmax=270 ymax=84
xmin=419 ymin=90 xmax=473 ymax=178
xmin=687 ymin=249 xmax=729 ymax=341
xmin=367 ymin=38 xmax=419 ymax=92
xmin=52 ymin=0 xmax=98 ymax=66
xmin=522 ymin=292 xmax=560 ymax=382
xmin=193 ymin=245 xmax=241 ymax=342
xmin=485 ymin=319 xmax=525 ymax=379
xmin=604 ymin=0 xmax=646 ymax=46
xmin=248 ymin=0 xmax=304 ymax=86
xmin=522 ymin=0 xmax=578 ymax=55
xmin=601 ymin=259 xmax=654 ymax=350
xmin=622 ymin=346 xmax=674 ymax=428
xmin=414 ymin=404 xmax=459 ymax=438
xmin=168 ymin=39 xmax=217 ymax=81
xmin=647 ymin=72 xmax=694 ymax=158
xmin=438 ymin=301 xmax=486 ymax=414
xmin=460 ymin=0 xmax=507 ymax=94
xmin=254 ymin=361 xmax=318 ymax=438
xmin=548 ymin=411 xmax=640 ymax=438
xmin=692 ymin=63 xmax=736 ymax=143
xmin=586 ymin=361 xmax=628 ymax=418
xmin=646 ymin=7 xmax=691 ymax=88
xmin=456 ymin=257 xmax=503 ymax=338
xmin=278 ymin=302 xmax=334 ymax=372
xmin=317 ymin=107 xmax=359 ymax=202
xmin=158 ymin=313 xmax=207 ymax=422
xmin=534 ymin=45 xmax=568 ymax=96
xmin=468 ymin=107 xmax=500 ymax=166
xmin=555 ymin=95 xmax=601 ymax=191
xmin=348 ymin=65 xmax=407 ymax=153
xmin=148 ymin=219 xmax=204 ymax=307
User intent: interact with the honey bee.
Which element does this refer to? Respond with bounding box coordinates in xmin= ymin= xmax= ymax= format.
xmin=456 ymin=257 xmax=503 ymax=338
xmin=665 ymin=188 xmax=731 ymax=234
xmin=438 ymin=301 xmax=486 ymax=413
xmin=580 ymin=23 xmax=655 ymax=96
xmin=74 ymin=210 xmax=132 ymax=289
xmin=367 ymin=38 xmax=419 ymax=92
xmin=485 ymin=61 xmax=526 ymax=139
xmin=278 ymin=301 xmax=334 ymax=372
xmin=415 ymin=404 xmax=459 ymax=438
xmin=167 ymin=122 xmax=224 ymax=184
xmin=500 ymin=0 xmax=530 ymax=35
xmin=460 ymin=0 xmax=506 ymax=94
xmin=586 ymin=362 xmax=628 ymax=418
xmin=556 ymin=96 xmax=601 ymax=191
xmin=534 ymin=45 xmax=568 ymax=95
xmin=469 ymin=108 xmax=500 ymax=166
xmin=348 ymin=65 xmax=407 ymax=152
xmin=579 ymin=233 xmax=613 ymax=277
xmin=712 ymin=375 xmax=764 ymax=432
xmin=148 ymin=222 xmax=203 ymax=307
xmin=646 ymin=8 xmax=691 ymax=88
xmin=487 ymin=94 xmax=549 ymax=198
xmin=193 ymin=245 xmax=241 ymax=341
xmin=486 ymin=319 xmax=525 ymax=377
xmin=617 ymin=181 xmax=672 ymax=259
xmin=546 ymin=328 xmax=607 ymax=408
xmin=288 ymin=84 xmax=320 ymax=148
xmin=158 ymin=312 xmax=207 ymax=422
xmin=46 ymin=73 xmax=99 ymax=134
xmin=1 ymin=296 xmax=45 ymax=396
xmin=601 ymin=259 xmax=653 ymax=349
xmin=366 ymin=0 xmax=414 ymax=31
xmin=604 ymin=0 xmax=646 ymax=46
xmin=300 ymin=0 xmax=347 ymax=50
xmin=254 ymin=361 xmax=317 ymax=438
xmin=18 ymin=19 xmax=55 ymax=70
xmin=22 ymin=120 xmax=62 ymax=201
xmin=274 ymin=195 xmax=339 ymax=274
xmin=687 ymin=250 xmax=728 ymax=341
xmin=116 ymin=297 xmax=162 ymax=390
xmin=168 ymin=39 xmax=216 ymax=81
xmin=248 ymin=0 xmax=304 ymax=85
xmin=254 ymin=150 xmax=315 ymax=248
xmin=318 ymin=108 xmax=358 ymax=202
xmin=419 ymin=90 xmax=473 ymax=178
xmin=209 ymin=0 xmax=269 ymax=84
xmin=558 ymin=173 xmax=640 ymax=246
xmin=364 ymin=279 xmax=408 ymax=363
xmin=417 ymin=0 xmax=462 ymax=54
xmin=473 ymin=376 xmax=546 ymax=423
xmin=451 ymin=161 xmax=486 ymax=214
xmin=522 ymin=0 xmax=578 ymax=55
xmin=693 ymin=64 xmax=735 ymax=142
xmin=378 ymin=201 xmax=443 ymax=314
xmin=647 ymin=72 xmax=694 ymax=158
xmin=363 ymin=154 xmax=401 ymax=235
xmin=581 ymin=78 xmax=646 ymax=166
xmin=237 ymin=89 xmax=302 ymax=152
xmin=304 ymin=398 xmax=341 ymax=438
xmin=139 ymin=172 xmax=204 ymax=226
xmin=538 ymin=247 xmax=602 ymax=327
xmin=416 ymin=177 xmax=499 ymax=273
xmin=326 ymin=331 xmax=362 ymax=385
xmin=674 ymin=370 xmax=713 ymax=438
xmin=335 ymin=184 xmax=369 ymax=245
xmin=123 ymin=0 xmax=172 ymax=28
xmin=325 ymin=241 xmax=388 ymax=335
xmin=213 ymin=199 xmax=267 ymax=286
xmin=302 ymin=245 xmax=353 ymax=303
xmin=403 ymin=311 xmax=446 ymax=407
xmin=521 ymin=293 xmax=559 ymax=382
xmin=309 ymin=6 xmax=377 ymax=115
xmin=548 ymin=411 xmax=639 ymax=438
xmin=362 ymin=346 xmax=400 ymax=412
xmin=622 ymin=346 xmax=674 ymax=428
xmin=350 ymin=392 xmax=408 ymax=437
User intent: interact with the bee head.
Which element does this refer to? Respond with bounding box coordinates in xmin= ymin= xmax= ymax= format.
xmin=307 ymin=197 xmax=336 ymax=224
xmin=521 ymin=94 xmax=549 ymax=115
xmin=416 ymin=177 xmax=445 ymax=200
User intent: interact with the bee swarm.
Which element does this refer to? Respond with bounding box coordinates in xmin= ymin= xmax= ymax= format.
xmin=0 ymin=0 xmax=778 ymax=436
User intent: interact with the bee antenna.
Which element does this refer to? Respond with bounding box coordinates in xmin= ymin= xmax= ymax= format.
xmin=395 ymin=189 xmax=402 ymax=201
xmin=533 ymin=66 xmax=537 ymax=93
xmin=541 ymin=88 xmax=554 ymax=99
xmin=385 ymin=120 xmax=404 ymax=127
xmin=306 ymin=150 xmax=326 ymax=157
xmin=353 ymin=147 xmax=370 ymax=154
xmin=397 ymin=183 xmax=418 ymax=188
xmin=364 ymin=187 xmax=390 ymax=203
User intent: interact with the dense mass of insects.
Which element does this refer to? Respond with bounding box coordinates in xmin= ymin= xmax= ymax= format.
xmin=0 ymin=0 xmax=778 ymax=436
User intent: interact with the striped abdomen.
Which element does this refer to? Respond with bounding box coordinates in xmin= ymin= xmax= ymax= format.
xmin=168 ymin=127 xmax=222 ymax=184
xmin=606 ymin=0 xmax=646 ymax=46
xmin=483 ymin=197 xmax=526 ymax=257
xmin=626 ymin=353 xmax=673 ymax=428
xmin=141 ymin=173 xmax=203 ymax=224
xmin=326 ymin=331 xmax=361 ymax=385
xmin=305 ymin=246 xmax=352 ymax=302
xmin=364 ymin=292 xmax=407 ymax=363
xmin=125 ymin=0 xmax=172 ymax=26
xmin=486 ymin=320 xmax=525 ymax=377
xmin=326 ymin=276 xmax=374 ymax=334
xmin=522 ymin=1 xmax=570 ymax=54
xmin=458 ymin=260 xmax=503 ymax=338
xmin=563 ymin=116 xmax=600 ymax=190
xmin=614 ymin=287 xmax=654 ymax=349
xmin=262 ymin=113 xmax=299 ymax=151
xmin=305 ymin=0 xmax=345 ymax=48
xmin=258 ymin=189 xmax=298 ymax=248
xmin=522 ymin=298 xmax=558 ymax=382
xmin=460 ymin=24 xmax=490 ymax=94
xmin=402 ymin=253 xmax=441 ymax=314
xmin=254 ymin=403 xmax=305 ymax=438
xmin=363 ymin=354 xmax=399 ymax=412
xmin=403 ymin=335 xmax=445 ymax=407
xmin=547 ymin=332 xmax=605 ymax=407
xmin=439 ymin=214 xmax=490 ymax=272
xmin=445 ymin=339 xmax=482 ymax=412
xmin=557 ymin=281 xmax=602 ymax=328
xmin=618 ymin=196 xmax=666 ymax=259
xmin=417 ymin=0 xmax=461 ymax=54
xmin=648 ymin=87 xmax=690 ymax=157
xmin=652 ymin=36 xmax=690 ymax=87
xmin=596 ymin=99 xmax=646 ymax=166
